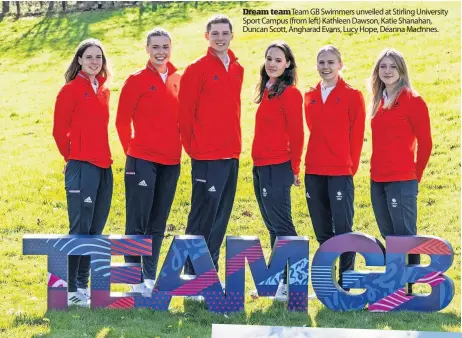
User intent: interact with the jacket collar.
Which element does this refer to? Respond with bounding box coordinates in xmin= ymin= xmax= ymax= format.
xmin=206 ymin=47 xmax=238 ymax=64
xmin=76 ymin=70 xmax=107 ymax=86
xmin=146 ymin=60 xmax=177 ymax=75
xmin=315 ymin=76 xmax=345 ymax=91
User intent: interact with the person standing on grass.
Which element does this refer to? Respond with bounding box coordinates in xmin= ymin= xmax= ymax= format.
xmin=116 ymin=28 xmax=181 ymax=295
xmin=53 ymin=38 xmax=113 ymax=307
xmin=178 ymin=14 xmax=244 ymax=295
xmin=251 ymin=41 xmax=304 ymax=301
xmin=369 ymin=48 xmax=432 ymax=293
xmin=304 ymin=45 xmax=365 ymax=291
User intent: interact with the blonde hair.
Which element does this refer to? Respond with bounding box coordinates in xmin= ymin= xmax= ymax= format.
xmin=370 ymin=48 xmax=412 ymax=118
xmin=317 ymin=45 xmax=342 ymax=63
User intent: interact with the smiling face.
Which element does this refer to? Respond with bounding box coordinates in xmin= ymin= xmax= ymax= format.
xmin=146 ymin=35 xmax=171 ymax=71
xmin=78 ymin=46 xmax=103 ymax=78
xmin=317 ymin=50 xmax=342 ymax=86
xmin=265 ymin=47 xmax=289 ymax=82
xmin=378 ymin=56 xmax=400 ymax=89
xmin=205 ymin=23 xmax=233 ymax=55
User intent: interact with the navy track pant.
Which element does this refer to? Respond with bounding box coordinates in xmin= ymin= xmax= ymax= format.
xmin=253 ymin=161 xmax=297 ymax=283
xmin=371 ymin=179 xmax=420 ymax=266
xmin=65 ymin=160 xmax=113 ymax=292
xmin=184 ymin=159 xmax=239 ymax=274
xmin=305 ymin=174 xmax=355 ymax=288
xmin=124 ymin=155 xmax=180 ymax=280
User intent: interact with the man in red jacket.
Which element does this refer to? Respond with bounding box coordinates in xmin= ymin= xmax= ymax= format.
xmin=179 ymin=15 xmax=244 ymax=290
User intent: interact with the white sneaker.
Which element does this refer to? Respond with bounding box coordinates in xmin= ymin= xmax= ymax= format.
xmin=68 ymin=291 xmax=90 ymax=307
xmin=143 ymin=279 xmax=154 ymax=296
xmin=250 ymin=289 xmax=259 ymax=299
xmin=77 ymin=288 xmax=90 ymax=299
xmin=184 ymin=294 xmax=204 ymax=302
xmin=144 ymin=279 xmax=155 ymax=290
xmin=129 ymin=283 xmax=145 ymax=293
xmin=130 ymin=283 xmax=152 ymax=297
xmin=274 ymin=282 xmax=288 ymax=302
xmin=308 ymin=292 xmax=317 ymax=300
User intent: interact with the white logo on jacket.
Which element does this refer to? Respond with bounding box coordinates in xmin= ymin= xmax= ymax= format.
xmin=138 ymin=180 xmax=147 ymax=187
xmin=262 ymin=188 xmax=267 ymax=197
xmin=84 ymin=197 xmax=92 ymax=203
xmin=208 ymin=186 xmax=216 ymax=192
xmin=336 ymin=191 xmax=343 ymax=201
xmin=391 ymin=198 xmax=398 ymax=208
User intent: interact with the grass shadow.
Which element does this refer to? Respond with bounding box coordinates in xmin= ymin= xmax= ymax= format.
xmin=246 ymin=300 xmax=311 ymax=327
xmin=0 ymin=1 xmax=267 ymax=59
xmin=22 ymin=298 xmax=311 ymax=337
xmin=3 ymin=10 xmax=115 ymax=57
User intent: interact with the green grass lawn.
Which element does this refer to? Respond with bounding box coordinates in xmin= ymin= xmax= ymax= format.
xmin=0 ymin=1 xmax=460 ymax=337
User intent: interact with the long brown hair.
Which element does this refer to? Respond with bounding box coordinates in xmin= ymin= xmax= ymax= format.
xmin=370 ymin=48 xmax=412 ymax=118
xmin=64 ymin=38 xmax=110 ymax=83
xmin=255 ymin=41 xmax=297 ymax=104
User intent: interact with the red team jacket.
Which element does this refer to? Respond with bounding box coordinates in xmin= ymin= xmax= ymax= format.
xmin=371 ymin=88 xmax=432 ymax=182
xmin=116 ymin=61 xmax=182 ymax=165
xmin=53 ymin=71 xmax=112 ymax=168
xmin=304 ymin=77 xmax=366 ymax=176
xmin=252 ymin=85 xmax=304 ymax=175
xmin=179 ymin=48 xmax=244 ymax=160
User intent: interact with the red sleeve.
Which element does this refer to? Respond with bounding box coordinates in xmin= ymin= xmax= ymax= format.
xmin=178 ymin=63 xmax=202 ymax=155
xmin=410 ymin=96 xmax=432 ymax=182
xmin=349 ymin=90 xmax=366 ymax=176
xmin=53 ymin=85 xmax=76 ymax=162
xmin=116 ymin=76 xmax=138 ymax=154
xmin=238 ymin=65 xmax=244 ymax=99
xmin=283 ymin=87 xmax=304 ymax=175
xmin=304 ymin=92 xmax=313 ymax=131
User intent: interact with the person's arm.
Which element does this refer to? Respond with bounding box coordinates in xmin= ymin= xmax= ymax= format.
xmin=52 ymin=85 xmax=76 ymax=162
xmin=304 ymin=91 xmax=313 ymax=131
xmin=178 ymin=64 xmax=202 ymax=155
xmin=284 ymin=87 xmax=304 ymax=177
xmin=349 ymin=90 xmax=366 ymax=176
xmin=410 ymin=96 xmax=432 ymax=182
xmin=116 ymin=76 xmax=138 ymax=154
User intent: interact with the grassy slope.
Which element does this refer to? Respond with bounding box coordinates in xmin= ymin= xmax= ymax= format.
xmin=0 ymin=1 xmax=460 ymax=337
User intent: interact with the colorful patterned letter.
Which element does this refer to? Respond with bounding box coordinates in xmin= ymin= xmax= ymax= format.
xmin=312 ymin=233 xmax=386 ymax=311
xmin=226 ymin=236 xmax=309 ymax=312
xmin=23 ymin=234 xmax=152 ymax=310
xmin=368 ymin=236 xmax=454 ymax=312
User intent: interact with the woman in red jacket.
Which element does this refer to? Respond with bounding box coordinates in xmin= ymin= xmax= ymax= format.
xmin=369 ymin=48 xmax=432 ymax=291
xmin=53 ymin=38 xmax=113 ymax=307
xmin=304 ymin=45 xmax=365 ymax=291
xmin=116 ymin=28 xmax=181 ymax=295
xmin=251 ymin=41 xmax=304 ymax=301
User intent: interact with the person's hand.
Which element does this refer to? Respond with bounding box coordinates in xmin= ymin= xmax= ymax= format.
xmin=62 ymin=163 xmax=67 ymax=174
xmin=294 ymin=175 xmax=301 ymax=187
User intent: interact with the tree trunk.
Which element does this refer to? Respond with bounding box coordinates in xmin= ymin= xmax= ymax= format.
xmin=48 ymin=1 xmax=54 ymax=11
xmin=61 ymin=1 xmax=66 ymax=12
xmin=151 ymin=1 xmax=157 ymax=10
xmin=15 ymin=0 xmax=19 ymax=16
xmin=2 ymin=1 xmax=9 ymax=14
